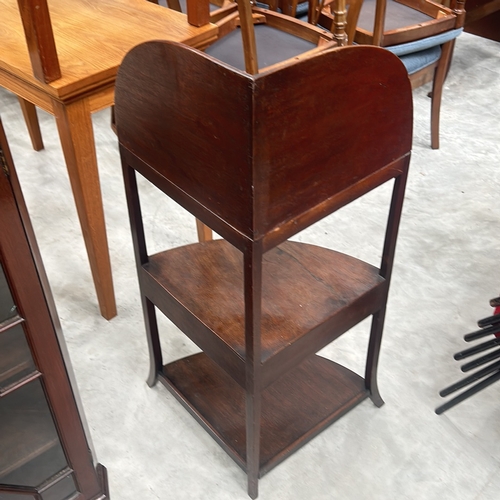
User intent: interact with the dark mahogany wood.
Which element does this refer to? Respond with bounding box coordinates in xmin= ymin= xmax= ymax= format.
xmin=162 ymin=353 xmax=368 ymax=474
xmin=465 ymin=0 xmax=500 ymax=41
xmin=142 ymin=240 xmax=387 ymax=388
xmin=115 ymin=40 xmax=412 ymax=498
xmin=0 ymin=118 xmax=108 ymax=499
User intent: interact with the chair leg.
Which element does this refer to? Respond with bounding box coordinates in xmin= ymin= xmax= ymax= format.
xmin=17 ymin=97 xmax=44 ymax=151
xmin=365 ymin=309 xmax=387 ymax=407
xmin=430 ymin=40 xmax=455 ymax=150
xmin=142 ymin=296 xmax=163 ymax=387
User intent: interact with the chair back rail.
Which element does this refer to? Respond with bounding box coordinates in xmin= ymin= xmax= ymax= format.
xmin=355 ymin=0 xmax=467 ymax=46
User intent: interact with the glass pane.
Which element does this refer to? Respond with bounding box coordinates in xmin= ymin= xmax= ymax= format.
xmin=0 ymin=380 xmax=69 ymax=488
xmin=40 ymin=473 xmax=77 ymax=500
xmin=0 ymin=263 xmax=16 ymax=324
xmin=0 ymin=325 xmax=36 ymax=391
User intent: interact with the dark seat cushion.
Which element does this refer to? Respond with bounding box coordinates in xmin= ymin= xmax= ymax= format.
xmin=205 ymin=24 xmax=317 ymax=71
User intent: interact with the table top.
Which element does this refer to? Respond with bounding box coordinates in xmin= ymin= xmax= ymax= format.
xmin=0 ymin=0 xmax=217 ymax=100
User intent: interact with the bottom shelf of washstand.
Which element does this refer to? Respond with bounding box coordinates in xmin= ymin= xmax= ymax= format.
xmin=160 ymin=353 xmax=369 ymax=475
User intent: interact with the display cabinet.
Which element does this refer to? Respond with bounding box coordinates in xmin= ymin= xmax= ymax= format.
xmin=0 ymin=117 xmax=108 ymax=500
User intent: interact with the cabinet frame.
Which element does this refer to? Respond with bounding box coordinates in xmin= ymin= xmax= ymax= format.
xmin=0 ymin=118 xmax=108 ymax=500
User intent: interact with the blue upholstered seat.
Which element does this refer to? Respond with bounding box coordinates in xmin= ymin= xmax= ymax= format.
xmin=386 ymin=28 xmax=463 ymax=75
xmin=397 ymin=45 xmax=442 ymax=75
xmin=295 ymin=1 xmax=463 ymax=77
xmin=296 ymin=4 xmax=463 ymax=76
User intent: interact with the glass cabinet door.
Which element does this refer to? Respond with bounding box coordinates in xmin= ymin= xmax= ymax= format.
xmin=0 ymin=117 xmax=107 ymax=500
xmin=0 ymin=321 xmax=35 ymax=392
xmin=0 ymin=263 xmax=16 ymax=324
xmin=0 ymin=264 xmax=78 ymax=500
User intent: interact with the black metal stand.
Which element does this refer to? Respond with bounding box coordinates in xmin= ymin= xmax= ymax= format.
xmin=436 ymin=295 xmax=500 ymax=415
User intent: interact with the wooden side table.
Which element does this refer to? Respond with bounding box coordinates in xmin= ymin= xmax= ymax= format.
xmin=116 ymin=40 xmax=413 ymax=498
xmin=0 ymin=0 xmax=217 ymax=319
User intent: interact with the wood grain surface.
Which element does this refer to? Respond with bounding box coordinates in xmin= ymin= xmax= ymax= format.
xmin=0 ymin=0 xmax=217 ymax=97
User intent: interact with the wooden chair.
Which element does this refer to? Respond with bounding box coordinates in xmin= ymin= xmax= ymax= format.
xmin=353 ymin=0 xmax=464 ymax=46
xmin=350 ymin=0 xmax=466 ymax=149
xmin=165 ymin=0 xmax=347 ymax=74
xmin=305 ymin=0 xmax=363 ymax=44
xmin=203 ymin=4 xmax=341 ymax=73
xmin=254 ymin=0 xmax=362 ymax=45
xmin=114 ymin=32 xmax=412 ymax=498
xmin=297 ymin=0 xmax=465 ymax=147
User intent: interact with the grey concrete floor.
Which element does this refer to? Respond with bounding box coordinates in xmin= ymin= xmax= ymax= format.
xmin=1 ymin=32 xmax=499 ymax=500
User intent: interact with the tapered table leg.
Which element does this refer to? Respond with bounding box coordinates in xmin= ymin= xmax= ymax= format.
xmin=196 ymin=219 xmax=213 ymax=241
xmin=52 ymin=98 xmax=117 ymax=320
xmin=18 ymin=97 xmax=44 ymax=151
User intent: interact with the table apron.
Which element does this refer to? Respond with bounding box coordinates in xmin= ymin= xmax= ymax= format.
xmin=0 ymin=72 xmax=115 ymax=116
